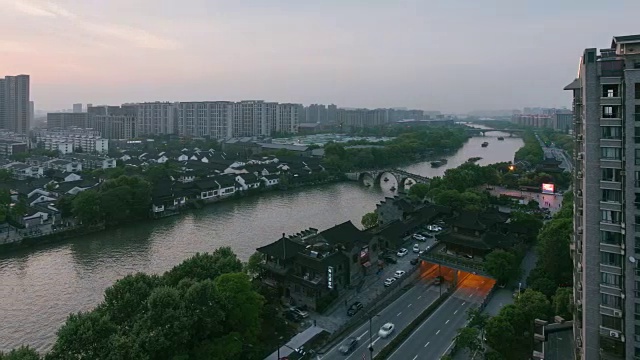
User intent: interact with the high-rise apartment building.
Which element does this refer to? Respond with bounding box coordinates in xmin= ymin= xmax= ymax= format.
xmin=89 ymin=105 xmax=137 ymax=140
xmin=177 ymin=101 xmax=233 ymax=138
xmin=135 ymin=102 xmax=176 ymax=136
xmin=47 ymin=112 xmax=89 ymax=129
xmin=73 ymin=103 xmax=83 ymax=113
xmin=565 ymin=34 xmax=640 ymax=360
xmin=0 ymin=74 xmax=30 ymax=133
xmin=276 ymin=103 xmax=300 ymax=134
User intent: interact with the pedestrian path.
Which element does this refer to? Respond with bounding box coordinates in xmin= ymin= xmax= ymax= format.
xmin=264 ymin=325 xmax=326 ymax=360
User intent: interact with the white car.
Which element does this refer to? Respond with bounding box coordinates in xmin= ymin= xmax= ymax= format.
xmin=289 ymin=307 xmax=309 ymax=318
xmin=384 ymin=277 xmax=397 ymax=287
xmin=394 ymin=270 xmax=406 ymax=278
xmin=412 ymin=244 xmax=420 ymax=253
xmin=378 ymin=323 xmax=395 ymax=338
xmin=427 ymin=225 xmax=443 ymax=232
xmin=412 ymin=234 xmax=426 ymax=242
xmin=397 ymin=248 xmax=408 ymax=257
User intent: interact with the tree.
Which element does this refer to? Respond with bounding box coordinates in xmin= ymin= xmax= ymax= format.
xmin=47 ymin=311 xmax=117 ymax=359
xmin=515 ymin=289 xmax=551 ymax=322
xmin=71 ymin=190 xmax=102 ymax=224
xmin=0 ymin=169 xmax=12 ymax=182
xmin=101 ymin=273 xmax=163 ymax=329
xmin=467 ymin=307 xmax=489 ymax=330
xmin=0 ymin=346 xmax=40 ymax=360
xmin=453 ymin=326 xmax=481 ymax=354
xmin=484 ymin=249 xmax=518 ymax=285
xmin=485 ymin=315 xmax=516 ymax=358
xmin=407 ymin=183 xmax=429 ymax=200
xmin=552 ymin=287 xmax=573 ymax=320
xmin=536 ymin=218 xmax=572 ymax=286
xmin=55 ymin=196 xmax=74 ymax=218
xmin=245 ymin=251 xmax=264 ymax=279
xmin=509 ymin=211 xmax=543 ymax=244
xmin=163 ymin=248 xmax=243 ymax=286
xmin=361 ymin=212 xmax=378 ymax=229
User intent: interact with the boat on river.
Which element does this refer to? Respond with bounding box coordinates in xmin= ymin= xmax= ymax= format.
xmin=383 ymin=177 xmax=389 ymax=182
xmin=497 ymin=137 xmax=505 ymax=141
xmin=466 ymin=157 xmax=483 ymax=163
xmin=390 ymin=186 xmax=396 ymax=191
xmin=430 ymin=158 xmax=448 ymax=168
xmin=481 ymin=142 xmax=489 ymax=147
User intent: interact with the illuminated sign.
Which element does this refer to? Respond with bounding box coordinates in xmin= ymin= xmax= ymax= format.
xmin=542 ymin=183 xmax=555 ymax=194
xmin=360 ymin=246 xmax=370 ymax=264
xmin=327 ymin=266 xmax=334 ymax=289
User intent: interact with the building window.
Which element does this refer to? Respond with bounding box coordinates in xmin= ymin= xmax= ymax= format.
xmin=603 ymin=106 xmax=620 ymax=119
xmin=602 ymin=210 xmax=622 ymax=224
xmin=602 ymin=168 xmax=622 ymax=182
xmin=602 ymin=126 xmax=622 ymax=139
xmin=601 ymin=272 xmax=622 ymax=287
xmin=602 ymin=147 xmax=622 ymax=160
xmin=602 ymin=189 xmax=622 ymax=203
xmin=601 ymin=251 xmax=623 ymax=267
xmin=636 ymin=83 xmax=640 ymax=100
xmin=602 ymin=314 xmax=623 ymax=330
xmin=602 ymin=293 xmax=623 ymax=309
xmin=601 ymin=231 xmax=623 ymax=245
xmin=603 ymin=84 xmax=620 ymax=98
xmin=352 ymin=254 xmax=357 ymax=263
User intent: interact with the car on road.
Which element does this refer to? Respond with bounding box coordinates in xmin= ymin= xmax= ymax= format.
xmin=289 ymin=307 xmax=309 ymax=318
xmin=378 ymin=323 xmax=395 ymax=338
xmin=427 ymin=225 xmax=443 ymax=232
xmin=394 ymin=270 xmax=406 ymax=278
xmin=384 ymin=277 xmax=397 ymax=287
xmin=412 ymin=234 xmax=426 ymax=242
xmin=397 ymin=248 xmax=408 ymax=257
xmin=347 ymin=301 xmax=363 ymax=316
xmin=412 ymin=244 xmax=420 ymax=253
xmin=383 ymin=255 xmax=397 ymax=264
xmin=339 ymin=337 xmax=358 ymax=355
xmin=410 ymin=257 xmax=420 ymax=265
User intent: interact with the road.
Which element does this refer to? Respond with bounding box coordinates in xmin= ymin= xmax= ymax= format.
xmin=319 ymin=264 xmax=443 ymax=360
xmin=387 ymin=274 xmax=495 ymax=360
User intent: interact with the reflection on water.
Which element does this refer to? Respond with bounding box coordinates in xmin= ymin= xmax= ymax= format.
xmin=0 ymin=129 xmax=523 ymax=352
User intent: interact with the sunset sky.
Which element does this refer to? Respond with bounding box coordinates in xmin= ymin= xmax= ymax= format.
xmin=2 ymin=0 xmax=639 ymax=112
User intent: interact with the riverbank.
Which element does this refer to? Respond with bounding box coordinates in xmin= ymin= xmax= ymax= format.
xmin=0 ymin=174 xmax=348 ymax=254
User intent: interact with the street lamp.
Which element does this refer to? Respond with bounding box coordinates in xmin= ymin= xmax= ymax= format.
xmin=368 ymin=313 xmax=381 ymax=360
xmin=277 ymin=335 xmax=283 ymax=360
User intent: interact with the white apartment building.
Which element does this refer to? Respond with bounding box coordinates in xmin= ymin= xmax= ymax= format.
xmin=135 ymin=102 xmax=176 ymax=136
xmin=177 ymin=101 xmax=233 ymax=138
xmin=35 ymin=130 xmax=108 ymax=154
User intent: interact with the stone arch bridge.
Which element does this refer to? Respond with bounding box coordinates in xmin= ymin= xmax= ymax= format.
xmin=346 ymin=168 xmax=429 ymax=190
xmin=465 ymin=128 xmax=524 ymax=137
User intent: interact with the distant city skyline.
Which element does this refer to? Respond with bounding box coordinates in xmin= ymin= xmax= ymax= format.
xmin=3 ymin=0 xmax=640 ymax=112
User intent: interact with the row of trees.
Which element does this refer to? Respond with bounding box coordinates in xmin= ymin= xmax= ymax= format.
xmin=2 ymin=248 xmax=293 ymax=360
xmin=322 ymin=127 xmax=470 ymax=172
xmin=514 ymin=130 xmax=545 ymax=166
xmin=57 ymin=175 xmax=153 ymax=226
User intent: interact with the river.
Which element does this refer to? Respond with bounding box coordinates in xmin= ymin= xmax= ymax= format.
xmin=0 ymin=126 xmax=522 ymax=352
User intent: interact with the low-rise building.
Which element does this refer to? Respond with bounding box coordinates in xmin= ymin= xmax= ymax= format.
xmin=0 ymin=139 xmax=27 ymax=157
xmin=256 ymin=221 xmax=379 ymax=311
xmin=67 ymin=154 xmax=116 ymax=170
xmin=3 ymin=162 xmax=44 ymax=179
xmin=45 ymin=159 xmax=82 ymax=173
xmin=34 ymin=129 xmax=108 ymax=154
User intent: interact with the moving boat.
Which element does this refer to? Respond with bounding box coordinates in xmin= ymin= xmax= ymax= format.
xmin=481 ymin=142 xmax=489 ymax=147
xmin=497 ymin=137 xmax=505 ymax=141
xmin=467 ymin=157 xmax=483 ymax=163
xmin=430 ymin=158 xmax=448 ymax=168
xmin=384 ymin=177 xmax=389 ymax=182
xmin=390 ymin=186 xmax=396 ymax=192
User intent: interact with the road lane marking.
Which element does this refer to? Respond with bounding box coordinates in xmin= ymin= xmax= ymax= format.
xmin=469 ymin=293 xmax=473 ymax=298
xmin=436 ymin=329 xmax=441 ymax=335
xmin=442 ymin=340 xmax=456 ymax=357
xmin=454 ymin=310 xmax=458 ymax=314
xmin=356 ymin=330 xmax=368 ymax=341
xmin=418 ymin=295 xmax=422 ymax=299
xmin=397 ymin=312 xmax=402 ymax=316
xmin=408 ymin=303 xmax=412 ymax=307
xmin=424 ymin=342 xmax=430 ymax=347
xmin=371 ymin=336 xmax=381 ymax=346
xmin=445 ymin=319 xmax=450 ymax=324
xmin=462 ymin=302 xmax=466 ymax=306
xmin=412 ymin=356 xmax=418 ymax=360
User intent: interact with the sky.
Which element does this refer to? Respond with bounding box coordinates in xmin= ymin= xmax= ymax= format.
xmin=1 ymin=0 xmax=640 ymax=113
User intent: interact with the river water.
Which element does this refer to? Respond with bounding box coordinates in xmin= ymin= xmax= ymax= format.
xmin=0 ymin=127 xmax=522 ymax=352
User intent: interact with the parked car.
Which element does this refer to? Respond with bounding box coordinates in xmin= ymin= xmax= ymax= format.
xmin=383 ymin=255 xmax=398 ymax=264
xmin=397 ymin=248 xmax=408 ymax=257
xmin=410 ymin=258 xmax=420 ymax=265
xmin=412 ymin=244 xmax=420 ymax=253
xmin=339 ymin=337 xmax=359 ymax=354
xmin=378 ymin=323 xmax=395 ymax=338
xmin=347 ymin=301 xmax=363 ymax=316
xmin=384 ymin=277 xmax=397 ymax=287
xmin=289 ymin=307 xmax=309 ymax=318
xmin=412 ymin=234 xmax=426 ymax=242
xmin=285 ymin=311 xmax=303 ymax=322
xmin=394 ymin=270 xmax=406 ymax=278
xmin=427 ymin=225 xmax=443 ymax=232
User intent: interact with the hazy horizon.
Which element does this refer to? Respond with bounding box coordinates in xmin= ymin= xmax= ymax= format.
xmin=2 ymin=0 xmax=640 ymax=113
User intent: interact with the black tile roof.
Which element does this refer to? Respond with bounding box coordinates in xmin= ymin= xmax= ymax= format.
xmin=257 ymin=236 xmax=307 ymax=260
xmin=318 ymin=221 xmax=372 ymax=247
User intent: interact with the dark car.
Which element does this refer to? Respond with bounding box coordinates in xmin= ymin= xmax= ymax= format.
xmin=339 ymin=337 xmax=358 ymax=355
xmin=383 ymin=255 xmax=397 ymax=264
xmin=347 ymin=301 xmax=363 ymax=316
xmin=410 ymin=257 xmax=420 ymax=265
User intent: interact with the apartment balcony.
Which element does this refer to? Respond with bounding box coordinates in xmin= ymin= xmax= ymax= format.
xmin=635 ymin=113 xmax=640 ymax=122
xmin=292 ymin=273 xmax=324 ymax=286
xmin=600 ymin=138 xmax=623 ymax=148
xmin=600 ymin=97 xmax=622 ymax=106
xmin=600 ymin=181 xmax=622 ymax=190
xmin=600 ymin=159 xmax=623 ymax=169
xmin=260 ymin=261 xmax=290 ymax=276
xmin=600 ymin=118 xmax=623 ymax=127
xmin=600 ymin=201 xmax=623 ymax=212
